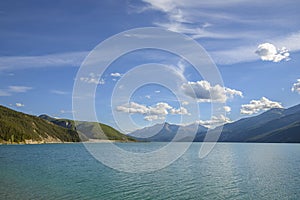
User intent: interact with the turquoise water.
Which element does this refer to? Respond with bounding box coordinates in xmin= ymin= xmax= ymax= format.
xmin=0 ymin=143 xmax=299 ymax=199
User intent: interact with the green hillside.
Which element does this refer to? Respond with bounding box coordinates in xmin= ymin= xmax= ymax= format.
xmin=0 ymin=105 xmax=80 ymax=144
xmin=39 ymin=114 xmax=136 ymax=142
xmin=0 ymin=105 xmax=136 ymax=144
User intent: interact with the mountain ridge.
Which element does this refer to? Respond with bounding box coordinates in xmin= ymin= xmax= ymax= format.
xmin=130 ymin=104 xmax=300 ymax=143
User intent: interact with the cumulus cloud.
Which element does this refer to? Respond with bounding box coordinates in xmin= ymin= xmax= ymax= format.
xmin=144 ymin=115 xmax=165 ymax=121
xmin=182 ymin=101 xmax=189 ymax=105
xmin=181 ymin=80 xmax=243 ymax=103
xmin=116 ymin=101 xmax=190 ymax=121
xmin=291 ymin=79 xmax=300 ymax=94
xmin=223 ymin=106 xmax=231 ymax=113
xmin=255 ymin=43 xmax=290 ymax=62
xmin=196 ymin=115 xmax=231 ymax=129
xmin=79 ymin=73 xmax=105 ymax=85
xmin=170 ymin=107 xmax=189 ymax=115
xmin=110 ymin=72 xmax=122 ymax=77
xmin=15 ymin=103 xmax=24 ymax=107
xmin=240 ymin=97 xmax=283 ymax=115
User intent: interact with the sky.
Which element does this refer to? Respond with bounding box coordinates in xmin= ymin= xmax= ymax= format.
xmin=0 ymin=0 xmax=300 ymax=133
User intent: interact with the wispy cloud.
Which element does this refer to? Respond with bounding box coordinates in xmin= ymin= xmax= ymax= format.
xmin=50 ymin=90 xmax=69 ymax=95
xmin=0 ymin=85 xmax=32 ymax=96
xmin=79 ymin=73 xmax=105 ymax=85
xmin=135 ymin=0 xmax=300 ymax=65
xmin=0 ymin=90 xmax=11 ymax=96
xmin=8 ymin=86 xmax=32 ymax=93
xmin=0 ymin=51 xmax=88 ymax=71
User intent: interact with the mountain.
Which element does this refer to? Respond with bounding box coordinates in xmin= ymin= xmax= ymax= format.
xmin=216 ymin=104 xmax=300 ymax=142
xmin=0 ymin=105 xmax=135 ymax=144
xmin=0 ymin=105 xmax=80 ymax=144
xmin=130 ymin=122 xmax=207 ymax=142
xmin=129 ymin=104 xmax=300 ymax=143
xmin=39 ymin=115 xmax=136 ymax=142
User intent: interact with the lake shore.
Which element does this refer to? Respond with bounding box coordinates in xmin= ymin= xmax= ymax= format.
xmin=0 ymin=139 xmax=134 ymax=145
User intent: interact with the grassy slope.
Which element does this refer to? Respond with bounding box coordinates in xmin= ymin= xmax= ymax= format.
xmin=0 ymin=105 xmax=80 ymax=143
xmin=39 ymin=115 xmax=136 ymax=142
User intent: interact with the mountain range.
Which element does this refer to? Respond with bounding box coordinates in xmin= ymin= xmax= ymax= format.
xmin=130 ymin=104 xmax=300 ymax=143
xmin=1 ymin=103 xmax=300 ymax=144
xmin=0 ymin=105 xmax=135 ymax=144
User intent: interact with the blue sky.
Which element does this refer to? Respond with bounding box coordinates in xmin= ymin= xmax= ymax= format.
xmin=0 ymin=0 xmax=300 ymax=133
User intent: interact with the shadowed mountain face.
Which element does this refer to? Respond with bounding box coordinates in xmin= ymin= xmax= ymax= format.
xmin=130 ymin=104 xmax=300 ymax=143
xmin=216 ymin=104 xmax=300 ymax=142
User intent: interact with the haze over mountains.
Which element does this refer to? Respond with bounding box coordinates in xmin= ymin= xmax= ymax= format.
xmin=130 ymin=104 xmax=300 ymax=143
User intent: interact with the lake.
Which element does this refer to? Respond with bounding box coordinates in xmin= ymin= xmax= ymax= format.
xmin=0 ymin=142 xmax=299 ymax=199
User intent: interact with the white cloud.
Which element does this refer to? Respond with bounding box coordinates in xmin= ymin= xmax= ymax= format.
xmin=141 ymin=0 xmax=237 ymax=39
xmin=0 ymin=89 xmax=11 ymax=96
xmin=291 ymin=79 xmax=300 ymax=94
xmin=181 ymin=80 xmax=243 ymax=103
xmin=60 ymin=110 xmax=75 ymax=114
xmin=51 ymin=90 xmax=68 ymax=95
xmin=255 ymin=43 xmax=290 ymax=62
xmin=0 ymin=51 xmax=88 ymax=71
xmin=196 ymin=115 xmax=231 ymax=129
xmin=145 ymin=95 xmax=151 ymax=99
xmin=155 ymin=90 xmax=160 ymax=93
xmin=116 ymin=101 xmax=190 ymax=121
xmin=79 ymin=73 xmax=105 ymax=85
xmin=110 ymin=72 xmax=122 ymax=77
xmin=223 ymin=106 xmax=231 ymax=113
xmin=240 ymin=97 xmax=283 ymax=115
xmin=144 ymin=115 xmax=165 ymax=121
xmin=15 ymin=103 xmax=24 ymax=107
xmin=182 ymin=101 xmax=189 ymax=105
xmin=170 ymin=107 xmax=189 ymax=115
xmin=0 ymin=85 xmax=32 ymax=96
xmin=135 ymin=1 xmax=300 ymax=65
xmin=8 ymin=86 xmax=32 ymax=93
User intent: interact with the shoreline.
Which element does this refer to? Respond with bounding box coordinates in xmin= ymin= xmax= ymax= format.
xmin=0 ymin=139 xmax=136 ymax=145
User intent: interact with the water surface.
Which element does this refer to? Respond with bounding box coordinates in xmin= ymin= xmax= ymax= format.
xmin=0 ymin=143 xmax=299 ymax=199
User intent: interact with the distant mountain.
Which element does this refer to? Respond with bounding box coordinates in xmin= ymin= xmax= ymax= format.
xmin=0 ymin=105 xmax=135 ymax=144
xmin=216 ymin=104 xmax=300 ymax=142
xmin=0 ymin=105 xmax=80 ymax=144
xmin=39 ymin=115 xmax=136 ymax=142
xmin=129 ymin=104 xmax=300 ymax=143
xmin=130 ymin=122 xmax=207 ymax=142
